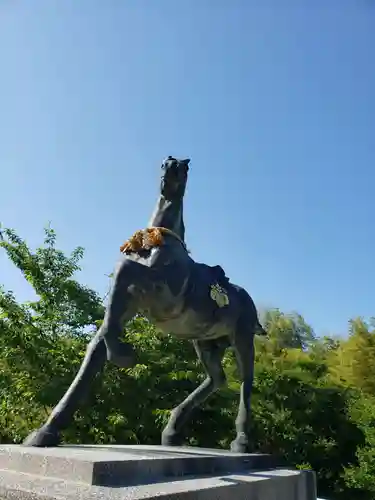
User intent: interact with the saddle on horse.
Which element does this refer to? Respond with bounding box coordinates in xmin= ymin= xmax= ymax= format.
xmin=199 ymin=263 xmax=229 ymax=288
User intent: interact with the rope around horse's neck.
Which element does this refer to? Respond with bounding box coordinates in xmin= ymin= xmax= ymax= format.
xmin=153 ymin=226 xmax=187 ymax=251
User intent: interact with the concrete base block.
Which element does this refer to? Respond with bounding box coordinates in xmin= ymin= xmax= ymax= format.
xmin=0 ymin=444 xmax=316 ymax=499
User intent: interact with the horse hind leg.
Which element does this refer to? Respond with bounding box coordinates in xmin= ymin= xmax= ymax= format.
xmin=230 ymin=325 xmax=256 ymax=454
xmin=23 ymin=260 xmax=139 ymax=447
xmin=161 ymin=338 xmax=227 ymax=447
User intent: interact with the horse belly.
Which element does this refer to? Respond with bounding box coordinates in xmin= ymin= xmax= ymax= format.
xmin=154 ymin=309 xmax=234 ymax=341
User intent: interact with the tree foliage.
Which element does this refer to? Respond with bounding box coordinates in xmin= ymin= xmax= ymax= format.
xmin=1 ymin=225 xmax=375 ymax=499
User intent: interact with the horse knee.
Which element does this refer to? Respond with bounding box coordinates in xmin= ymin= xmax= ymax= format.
xmin=97 ymin=315 xmax=123 ymax=342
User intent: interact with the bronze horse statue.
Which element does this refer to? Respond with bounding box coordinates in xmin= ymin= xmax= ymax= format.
xmin=24 ymin=156 xmax=266 ymax=453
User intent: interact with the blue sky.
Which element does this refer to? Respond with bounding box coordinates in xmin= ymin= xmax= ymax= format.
xmin=0 ymin=1 xmax=374 ymax=336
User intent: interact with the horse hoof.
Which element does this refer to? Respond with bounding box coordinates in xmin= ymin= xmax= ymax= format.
xmin=107 ymin=343 xmax=137 ymax=368
xmin=23 ymin=426 xmax=60 ymax=447
xmin=161 ymin=430 xmax=183 ymax=447
xmin=230 ymin=434 xmax=249 ymax=454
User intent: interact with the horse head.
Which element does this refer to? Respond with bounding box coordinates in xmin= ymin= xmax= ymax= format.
xmin=160 ymin=156 xmax=190 ymax=200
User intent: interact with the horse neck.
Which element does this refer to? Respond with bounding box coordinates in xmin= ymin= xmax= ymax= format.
xmin=148 ymin=194 xmax=185 ymax=241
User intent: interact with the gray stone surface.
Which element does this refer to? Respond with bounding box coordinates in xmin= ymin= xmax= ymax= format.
xmin=0 ymin=445 xmax=278 ymax=487
xmin=0 ymin=444 xmax=317 ymax=500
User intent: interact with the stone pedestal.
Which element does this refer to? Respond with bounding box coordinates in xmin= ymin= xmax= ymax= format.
xmin=0 ymin=444 xmax=316 ymax=499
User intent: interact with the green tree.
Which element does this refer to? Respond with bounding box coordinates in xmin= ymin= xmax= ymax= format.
xmin=344 ymin=393 xmax=375 ymax=499
xmin=0 ymin=225 xmax=103 ymax=441
xmin=0 ymin=225 xmax=233 ymax=447
xmin=262 ymin=308 xmax=315 ymax=351
xmin=2 ymin=224 xmax=375 ymax=500
xmin=329 ymin=318 xmax=375 ymax=394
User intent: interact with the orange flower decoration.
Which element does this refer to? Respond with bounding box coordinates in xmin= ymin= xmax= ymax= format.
xmin=120 ymin=228 xmax=165 ymax=254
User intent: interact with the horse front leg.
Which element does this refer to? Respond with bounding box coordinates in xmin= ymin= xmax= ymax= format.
xmin=161 ymin=338 xmax=227 ymax=447
xmin=23 ymin=259 xmax=140 ymax=447
xmin=23 ymin=333 xmax=107 ymax=447
xmin=230 ymin=330 xmax=255 ymax=454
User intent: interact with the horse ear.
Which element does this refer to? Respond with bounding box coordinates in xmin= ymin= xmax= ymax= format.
xmin=161 ymin=156 xmax=172 ymax=169
xmin=182 ymin=159 xmax=190 ymax=165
